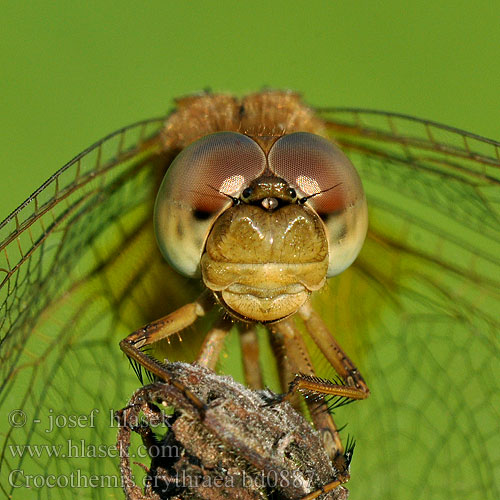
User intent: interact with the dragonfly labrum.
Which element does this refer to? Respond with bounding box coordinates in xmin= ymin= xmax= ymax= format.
xmin=0 ymin=91 xmax=499 ymax=500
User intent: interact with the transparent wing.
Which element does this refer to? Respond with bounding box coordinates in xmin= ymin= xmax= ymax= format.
xmin=0 ymin=117 xmax=206 ymax=499
xmin=2 ymin=107 xmax=499 ymax=500
xmin=309 ymin=108 xmax=500 ymax=500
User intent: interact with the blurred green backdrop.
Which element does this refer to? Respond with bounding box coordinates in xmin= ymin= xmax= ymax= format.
xmin=1 ymin=1 xmax=499 ymax=217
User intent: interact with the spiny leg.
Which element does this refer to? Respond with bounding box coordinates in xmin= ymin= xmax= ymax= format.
xmin=196 ymin=316 xmax=234 ymax=370
xmin=272 ymin=318 xmax=346 ymax=458
xmin=300 ymin=437 xmax=356 ymax=500
xmin=240 ymin=325 xmax=263 ymax=390
xmin=120 ymin=290 xmax=214 ymax=382
xmin=300 ymin=480 xmax=342 ymax=500
xmin=298 ymin=300 xmax=370 ymax=398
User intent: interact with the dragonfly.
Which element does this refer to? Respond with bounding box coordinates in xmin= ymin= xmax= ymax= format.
xmin=119 ymin=92 xmax=371 ymax=474
xmin=0 ymin=90 xmax=499 ymax=500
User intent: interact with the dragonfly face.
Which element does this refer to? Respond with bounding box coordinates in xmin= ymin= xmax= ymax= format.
xmin=154 ymin=130 xmax=367 ymax=322
xmin=1 ymin=90 xmax=499 ymax=500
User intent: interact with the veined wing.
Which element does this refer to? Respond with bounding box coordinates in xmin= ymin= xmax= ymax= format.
xmin=0 ymin=117 xmax=206 ymax=499
xmin=1 ymin=103 xmax=499 ymax=500
xmin=309 ymin=108 xmax=500 ymax=500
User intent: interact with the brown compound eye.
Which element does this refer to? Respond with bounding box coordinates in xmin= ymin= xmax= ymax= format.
xmin=268 ymin=132 xmax=368 ymax=277
xmin=155 ymin=132 xmax=266 ymax=277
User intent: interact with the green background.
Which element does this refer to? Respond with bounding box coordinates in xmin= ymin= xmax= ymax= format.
xmin=1 ymin=1 xmax=499 ymax=217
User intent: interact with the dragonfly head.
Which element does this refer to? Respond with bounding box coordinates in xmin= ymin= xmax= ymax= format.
xmin=154 ymin=131 xmax=368 ymax=322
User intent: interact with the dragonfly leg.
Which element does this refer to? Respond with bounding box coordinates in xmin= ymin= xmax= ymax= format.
xmin=298 ymin=300 xmax=370 ymax=399
xmin=196 ymin=316 xmax=233 ymax=370
xmin=273 ymin=318 xmax=346 ymax=459
xmin=240 ymin=325 xmax=263 ymax=389
xmin=269 ymin=326 xmax=294 ymax=394
xmin=120 ymin=291 xmax=214 ymax=381
xmin=300 ymin=479 xmax=343 ymax=500
xmin=198 ymin=321 xmax=264 ymax=389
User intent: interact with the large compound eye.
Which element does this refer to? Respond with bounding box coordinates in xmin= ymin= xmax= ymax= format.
xmin=269 ymin=132 xmax=368 ymax=277
xmin=155 ymin=132 xmax=266 ymax=276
